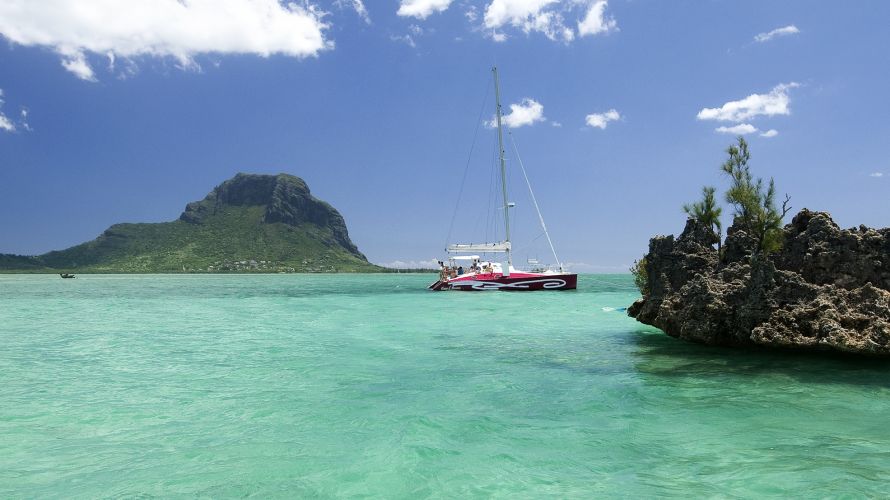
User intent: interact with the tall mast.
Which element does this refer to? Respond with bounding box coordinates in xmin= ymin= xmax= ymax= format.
xmin=492 ymin=66 xmax=512 ymax=267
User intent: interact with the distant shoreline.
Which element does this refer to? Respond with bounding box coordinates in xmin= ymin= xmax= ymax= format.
xmin=0 ymin=269 xmax=439 ymax=275
xmin=0 ymin=270 xmax=633 ymax=276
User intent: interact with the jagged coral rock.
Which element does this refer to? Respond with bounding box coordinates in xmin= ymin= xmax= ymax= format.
xmin=629 ymin=210 xmax=890 ymax=355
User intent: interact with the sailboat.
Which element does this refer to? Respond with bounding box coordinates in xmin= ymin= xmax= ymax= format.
xmin=428 ymin=67 xmax=578 ymax=292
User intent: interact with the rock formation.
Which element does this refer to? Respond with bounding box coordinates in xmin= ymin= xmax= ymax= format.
xmin=628 ymin=209 xmax=890 ymax=356
xmin=180 ymin=173 xmax=363 ymax=258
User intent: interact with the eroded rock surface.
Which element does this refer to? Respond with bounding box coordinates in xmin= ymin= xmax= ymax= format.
xmin=180 ymin=172 xmax=363 ymax=258
xmin=628 ymin=210 xmax=890 ymax=355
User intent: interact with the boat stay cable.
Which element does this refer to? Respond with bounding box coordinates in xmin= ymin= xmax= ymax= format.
xmin=445 ymin=77 xmax=492 ymax=250
xmin=508 ymin=131 xmax=564 ymax=272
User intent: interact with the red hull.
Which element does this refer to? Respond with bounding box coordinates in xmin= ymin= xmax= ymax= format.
xmin=428 ymin=272 xmax=577 ymax=291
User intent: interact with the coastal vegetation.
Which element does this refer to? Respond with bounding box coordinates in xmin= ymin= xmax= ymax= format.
xmin=681 ymin=137 xmax=789 ymax=256
xmin=630 ymin=258 xmax=648 ymax=295
xmin=629 ymin=138 xmax=890 ymax=356
xmin=0 ymin=173 xmax=382 ymax=274
xmin=719 ymin=137 xmax=791 ymax=255
xmin=683 ymin=186 xmax=722 ymax=252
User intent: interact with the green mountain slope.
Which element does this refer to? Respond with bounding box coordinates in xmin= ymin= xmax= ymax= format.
xmin=1 ymin=173 xmax=380 ymax=273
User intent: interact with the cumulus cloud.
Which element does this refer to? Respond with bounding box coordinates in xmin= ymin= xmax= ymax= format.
xmin=585 ymin=109 xmax=620 ymax=129
xmin=484 ymin=0 xmax=559 ymax=28
xmin=484 ymin=0 xmax=569 ymax=42
xmin=760 ymin=129 xmax=778 ymax=138
xmin=398 ymin=0 xmax=454 ymax=19
xmin=697 ymin=83 xmax=799 ymax=122
xmin=0 ymin=0 xmax=332 ymax=81
xmin=869 ymin=172 xmax=884 ymax=178
xmin=481 ymin=0 xmax=615 ymax=43
xmin=578 ymin=0 xmax=617 ymax=37
xmin=715 ymin=123 xmax=758 ymax=135
xmin=487 ymin=98 xmax=546 ymax=128
xmin=754 ymin=25 xmax=800 ymax=43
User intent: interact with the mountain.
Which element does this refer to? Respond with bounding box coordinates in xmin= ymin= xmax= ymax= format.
xmin=0 ymin=173 xmax=380 ymax=273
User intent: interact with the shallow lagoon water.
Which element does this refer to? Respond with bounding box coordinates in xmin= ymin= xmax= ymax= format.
xmin=2 ymin=273 xmax=889 ymax=497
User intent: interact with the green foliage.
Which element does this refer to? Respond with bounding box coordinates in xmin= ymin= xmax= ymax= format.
xmin=720 ymin=137 xmax=791 ymax=254
xmin=683 ymin=185 xmax=723 ymax=249
xmin=630 ymin=257 xmax=649 ymax=295
xmin=3 ymin=206 xmax=381 ymax=273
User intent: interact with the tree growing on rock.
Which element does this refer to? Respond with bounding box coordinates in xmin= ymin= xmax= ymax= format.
xmin=720 ymin=137 xmax=791 ymax=255
xmin=683 ymin=186 xmax=723 ymax=251
xmin=630 ymin=258 xmax=648 ymax=295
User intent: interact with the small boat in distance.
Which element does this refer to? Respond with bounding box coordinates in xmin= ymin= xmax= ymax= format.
xmin=429 ymin=67 xmax=577 ymax=292
xmin=59 ymin=273 xmax=76 ymax=279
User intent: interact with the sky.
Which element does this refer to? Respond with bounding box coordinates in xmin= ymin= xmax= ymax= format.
xmin=1 ymin=0 xmax=888 ymax=271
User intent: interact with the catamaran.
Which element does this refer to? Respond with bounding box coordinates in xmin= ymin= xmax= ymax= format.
xmin=429 ymin=67 xmax=577 ymax=292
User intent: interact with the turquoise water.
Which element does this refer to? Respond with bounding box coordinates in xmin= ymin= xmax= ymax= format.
xmin=2 ymin=274 xmax=890 ymax=497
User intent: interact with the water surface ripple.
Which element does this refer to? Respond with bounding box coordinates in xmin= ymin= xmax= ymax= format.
xmin=2 ymin=274 xmax=889 ymax=497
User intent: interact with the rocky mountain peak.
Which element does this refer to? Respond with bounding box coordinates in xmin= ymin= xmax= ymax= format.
xmin=179 ymin=173 xmax=363 ymax=258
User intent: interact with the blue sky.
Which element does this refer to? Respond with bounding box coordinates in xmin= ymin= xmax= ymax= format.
xmin=1 ymin=0 xmax=888 ymax=271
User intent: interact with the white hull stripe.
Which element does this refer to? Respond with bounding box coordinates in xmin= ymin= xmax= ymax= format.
xmin=449 ymin=278 xmax=567 ymax=290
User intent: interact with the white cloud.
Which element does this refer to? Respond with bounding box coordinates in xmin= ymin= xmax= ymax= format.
xmin=390 ymin=34 xmax=417 ymax=48
xmin=350 ymin=0 xmax=371 ymax=24
xmin=0 ymin=0 xmax=332 ymax=81
xmin=60 ymin=51 xmax=97 ymax=81
xmin=484 ymin=0 xmax=558 ymax=28
xmin=334 ymin=0 xmax=370 ymax=23
xmin=578 ymin=0 xmax=617 ymax=37
xmin=0 ymin=90 xmax=32 ymax=133
xmin=488 ymin=98 xmax=546 ymax=128
xmin=483 ymin=0 xmax=569 ymax=42
xmin=715 ymin=123 xmax=758 ymax=135
xmin=760 ymin=129 xmax=778 ymax=138
xmin=585 ymin=109 xmax=620 ymax=129
xmin=551 ymin=121 xmax=563 ymax=127
xmin=390 ymin=24 xmax=425 ymax=47
xmin=481 ymin=0 xmax=615 ymax=43
xmin=869 ymin=172 xmax=884 ymax=178
xmin=398 ymin=0 xmax=454 ymax=19
xmin=754 ymin=25 xmax=800 ymax=43
xmin=465 ymin=5 xmax=479 ymax=22
xmin=19 ymin=107 xmax=32 ymax=132
xmin=697 ymin=82 xmax=799 ymax=122
xmin=0 ymin=89 xmax=16 ymax=132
